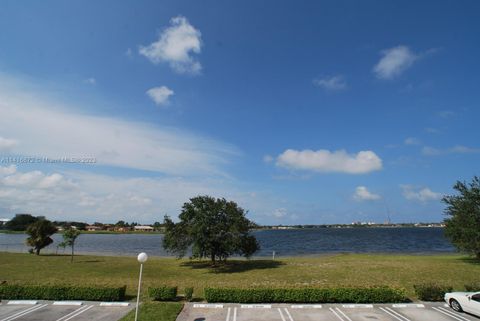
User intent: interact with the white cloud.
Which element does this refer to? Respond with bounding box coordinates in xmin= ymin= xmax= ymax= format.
xmin=146 ymin=86 xmax=174 ymax=106
xmin=263 ymin=155 xmax=274 ymax=163
xmin=0 ymin=167 xmax=275 ymax=223
xmin=404 ymin=137 xmax=421 ymax=145
xmin=425 ymin=127 xmax=440 ymax=134
xmin=422 ymin=145 xmax=480 ymax=156
xmin=2 ymin=171 xmax=69 ymax=189
xmin=373 ymin=45 xmax=417 ymax=79
xmin=84 ymin=78 xmax=96 ymax=85
xmin=438 ymin=110 xmax=455 ymax=118
xmin=139 ymin=16 xmax=202 ymax=74
xmin=0 ymin=73 xmax=287 ymax=224
xmin=276 ymin=149 xmax=382 ymax=174
xmin=313 ymin=75 xmax=347 ymax=91
xmin=125 ymin=48 xmax=133 ymax=57
xmin=0 ymin=74 xmax=237 ymax=177
xmin=272 ymin=208 xmax=287 ymax=218
xmin=0 ymin=137 xmax=17 ymax=151
xmin=353 ymin=186 xmax=381 ymax=201
xmin=401 ymin=185 xmax=442 ymax=202
xmin=0 ymin=165 xmax=17 ymax=176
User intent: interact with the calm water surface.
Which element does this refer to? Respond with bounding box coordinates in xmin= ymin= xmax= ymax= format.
xmin=0 ymin=227 xmax=455 ymax=257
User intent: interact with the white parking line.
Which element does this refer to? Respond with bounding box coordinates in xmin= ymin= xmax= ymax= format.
xmin=0 ymin=305 xmax=40 ymax=321
xmin=329 ymin=307 xmax=345 ymax=321
xmin=278 ymin=308 xmax=286 ymax=321
xmin=438 ymin=306 xmax=472 ymax=320
xmin=60 ymin=305 xmax=94 ymax=321
xmin=335 ymin=307 xmax=353 ymax=321
xmin=379 ymin=307 xmax=411 ymax=321
xmin=1 ymin=304 xmax=48 ymax=321
xmin=383 ymin=307 xmax=411 ymax=321
xmin=233 ymin=307 xmax=237 ymax=321
xmin=433 ymin=307 xmax=471 ymax=321
xmin=283 ymin=308 xmax=294 ymax=321
xmin=55 ymin=305 xmax=91 ymax=321
xmin=225 ymin=307 xmax=231 ymax=321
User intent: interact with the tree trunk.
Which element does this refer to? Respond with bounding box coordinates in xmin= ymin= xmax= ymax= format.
xmin=211 ymin=254 xmax=216 ymax=266
xmin=35 ymin=248 xmax=40 ymax=255
xmin=476 ymin=252 xmax=480 ymax=260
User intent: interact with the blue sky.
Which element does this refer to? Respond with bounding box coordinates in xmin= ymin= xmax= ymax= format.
xmin=0 ymin=0 xmax=479 ymax=224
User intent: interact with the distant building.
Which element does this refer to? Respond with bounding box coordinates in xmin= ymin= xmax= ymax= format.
xmin=114 ymin=226 xmax=131 ymax=232
xmin=134 ymin=225 xmax=154 ymax=232
xmin=86 ymin=225 xmax=102 ymax=231
xmin=0 ymin=218 xmax=10 ymax=226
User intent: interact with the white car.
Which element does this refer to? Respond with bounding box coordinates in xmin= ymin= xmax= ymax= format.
xmin=444 ymin=291 xmax=480 ymax=316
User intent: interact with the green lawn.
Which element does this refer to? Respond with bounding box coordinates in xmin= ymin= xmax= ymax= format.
xmin=119 ymin=302 xmax=183 ymax=321
xmin=1 ymin=252 xmax=479 ymax=300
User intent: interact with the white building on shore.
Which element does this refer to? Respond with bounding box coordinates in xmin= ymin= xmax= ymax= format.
xmin=134 ymin=225 xmax=154 ymax=232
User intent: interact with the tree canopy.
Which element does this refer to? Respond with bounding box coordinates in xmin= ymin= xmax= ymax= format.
xmin=163 ymin=196 xmax=259 ymax=264
xmin=26 ymin=219 xmax=57 ymax=255
xmin=443 ymin=176 xmax=480 ymax=259
xmin=59 ymin=227 xmax=81 ymax=262
xmin=6 ymin=214 xmax=41 ymax=231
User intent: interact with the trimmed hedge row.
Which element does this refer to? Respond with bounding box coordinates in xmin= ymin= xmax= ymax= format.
xmin=0 ymin=284 xmax=126 ymax=301
xmin=148 ymin=286 xmax=178 ymax=301
xmin=413 ymin=283 xmax=453 ymax=301
xmin=465 ymin=282 xmax=480 ymax=292
xmin=204 ymin=287 xmax=408 ymax=303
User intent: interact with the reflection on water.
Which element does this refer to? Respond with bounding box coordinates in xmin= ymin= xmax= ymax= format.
xmin=0 ymin=227 xmax=454 ymax=257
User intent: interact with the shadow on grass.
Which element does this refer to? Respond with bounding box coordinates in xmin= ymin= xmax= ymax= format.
xmin=180 ymin=259 xmax=285 ymax=273
xmin=457 ymin=257 xmax=480 ymax=265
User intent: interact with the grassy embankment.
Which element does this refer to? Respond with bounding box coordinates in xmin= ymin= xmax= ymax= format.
xmin=1 ymin=252 xmax=479 ymax=301
xmin=119 ymin=302 xmax=183 ymax=321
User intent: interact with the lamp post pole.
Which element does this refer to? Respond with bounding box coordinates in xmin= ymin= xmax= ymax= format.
xmin=135 ymin=252 xmax=148 ymax=321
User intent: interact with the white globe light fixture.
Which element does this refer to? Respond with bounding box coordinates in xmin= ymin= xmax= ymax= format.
xmin=137 ymin=252 xmax=148 ymax=263
xmin=135 ymin=252 xmax=148 ymax=321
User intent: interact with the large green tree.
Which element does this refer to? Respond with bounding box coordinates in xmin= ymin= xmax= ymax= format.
xmin=26 ymin=219 xmax=58 ymax=255
xmin=5 ymin=214 xmax=40 ymax=231
xmin=163 ymin=196 xmax=260 ymax=264
xmin=443 ymin=176 xmax=480 ymax=259
xmin=59 ymin=227 xmax=81 ymax=262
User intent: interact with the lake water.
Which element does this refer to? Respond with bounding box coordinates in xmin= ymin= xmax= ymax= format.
xmin=0 ymin=227 xmax=455 ymax=257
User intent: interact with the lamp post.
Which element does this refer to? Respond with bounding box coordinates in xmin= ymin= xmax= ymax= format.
xmin=135 ymin=252 xmax=148 ymax=321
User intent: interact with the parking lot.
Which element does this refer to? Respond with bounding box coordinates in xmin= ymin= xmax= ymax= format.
xmin=0 ymin=300 xmax=132 ymax=321
xmin=178 ymin=302 xmax=480 ymax=321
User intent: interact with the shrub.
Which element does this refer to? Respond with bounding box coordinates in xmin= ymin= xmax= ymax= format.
xmin=465 ymin=282 xmax=480 ymax=292
xmin=184 ymin=287 xmax=194 ymax=302
xmin=0 ymin=284 xmax=126 ymax=301
xmin=413 ymin=283 xmax=453 ymax=301
xmin=148 ymin=286 xmax=178 ymax=301
xmin=204 ymin=287 xmax=408 ymax=303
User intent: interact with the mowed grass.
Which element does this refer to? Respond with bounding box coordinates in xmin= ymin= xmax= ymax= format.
xmin=1 ymin=252 xmax=479 ymax=300
xmin=119 ymin=302 xmax=183 ymax=321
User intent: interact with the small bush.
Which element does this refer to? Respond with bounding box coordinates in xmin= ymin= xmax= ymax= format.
xmin=204 ymin=287 xmax=408 ymax=303
xmin=0 ymin=284 xmax=126 ymax=301
xmin=148 ymin=286 xmax=178 ymax=301
xmin=413 ymin=283 xmax=453 ymax=301
xmin=184 ymin=287 xmax=194 ymax=302
xmin=465 ymin=282 xmax=480 ymax=292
